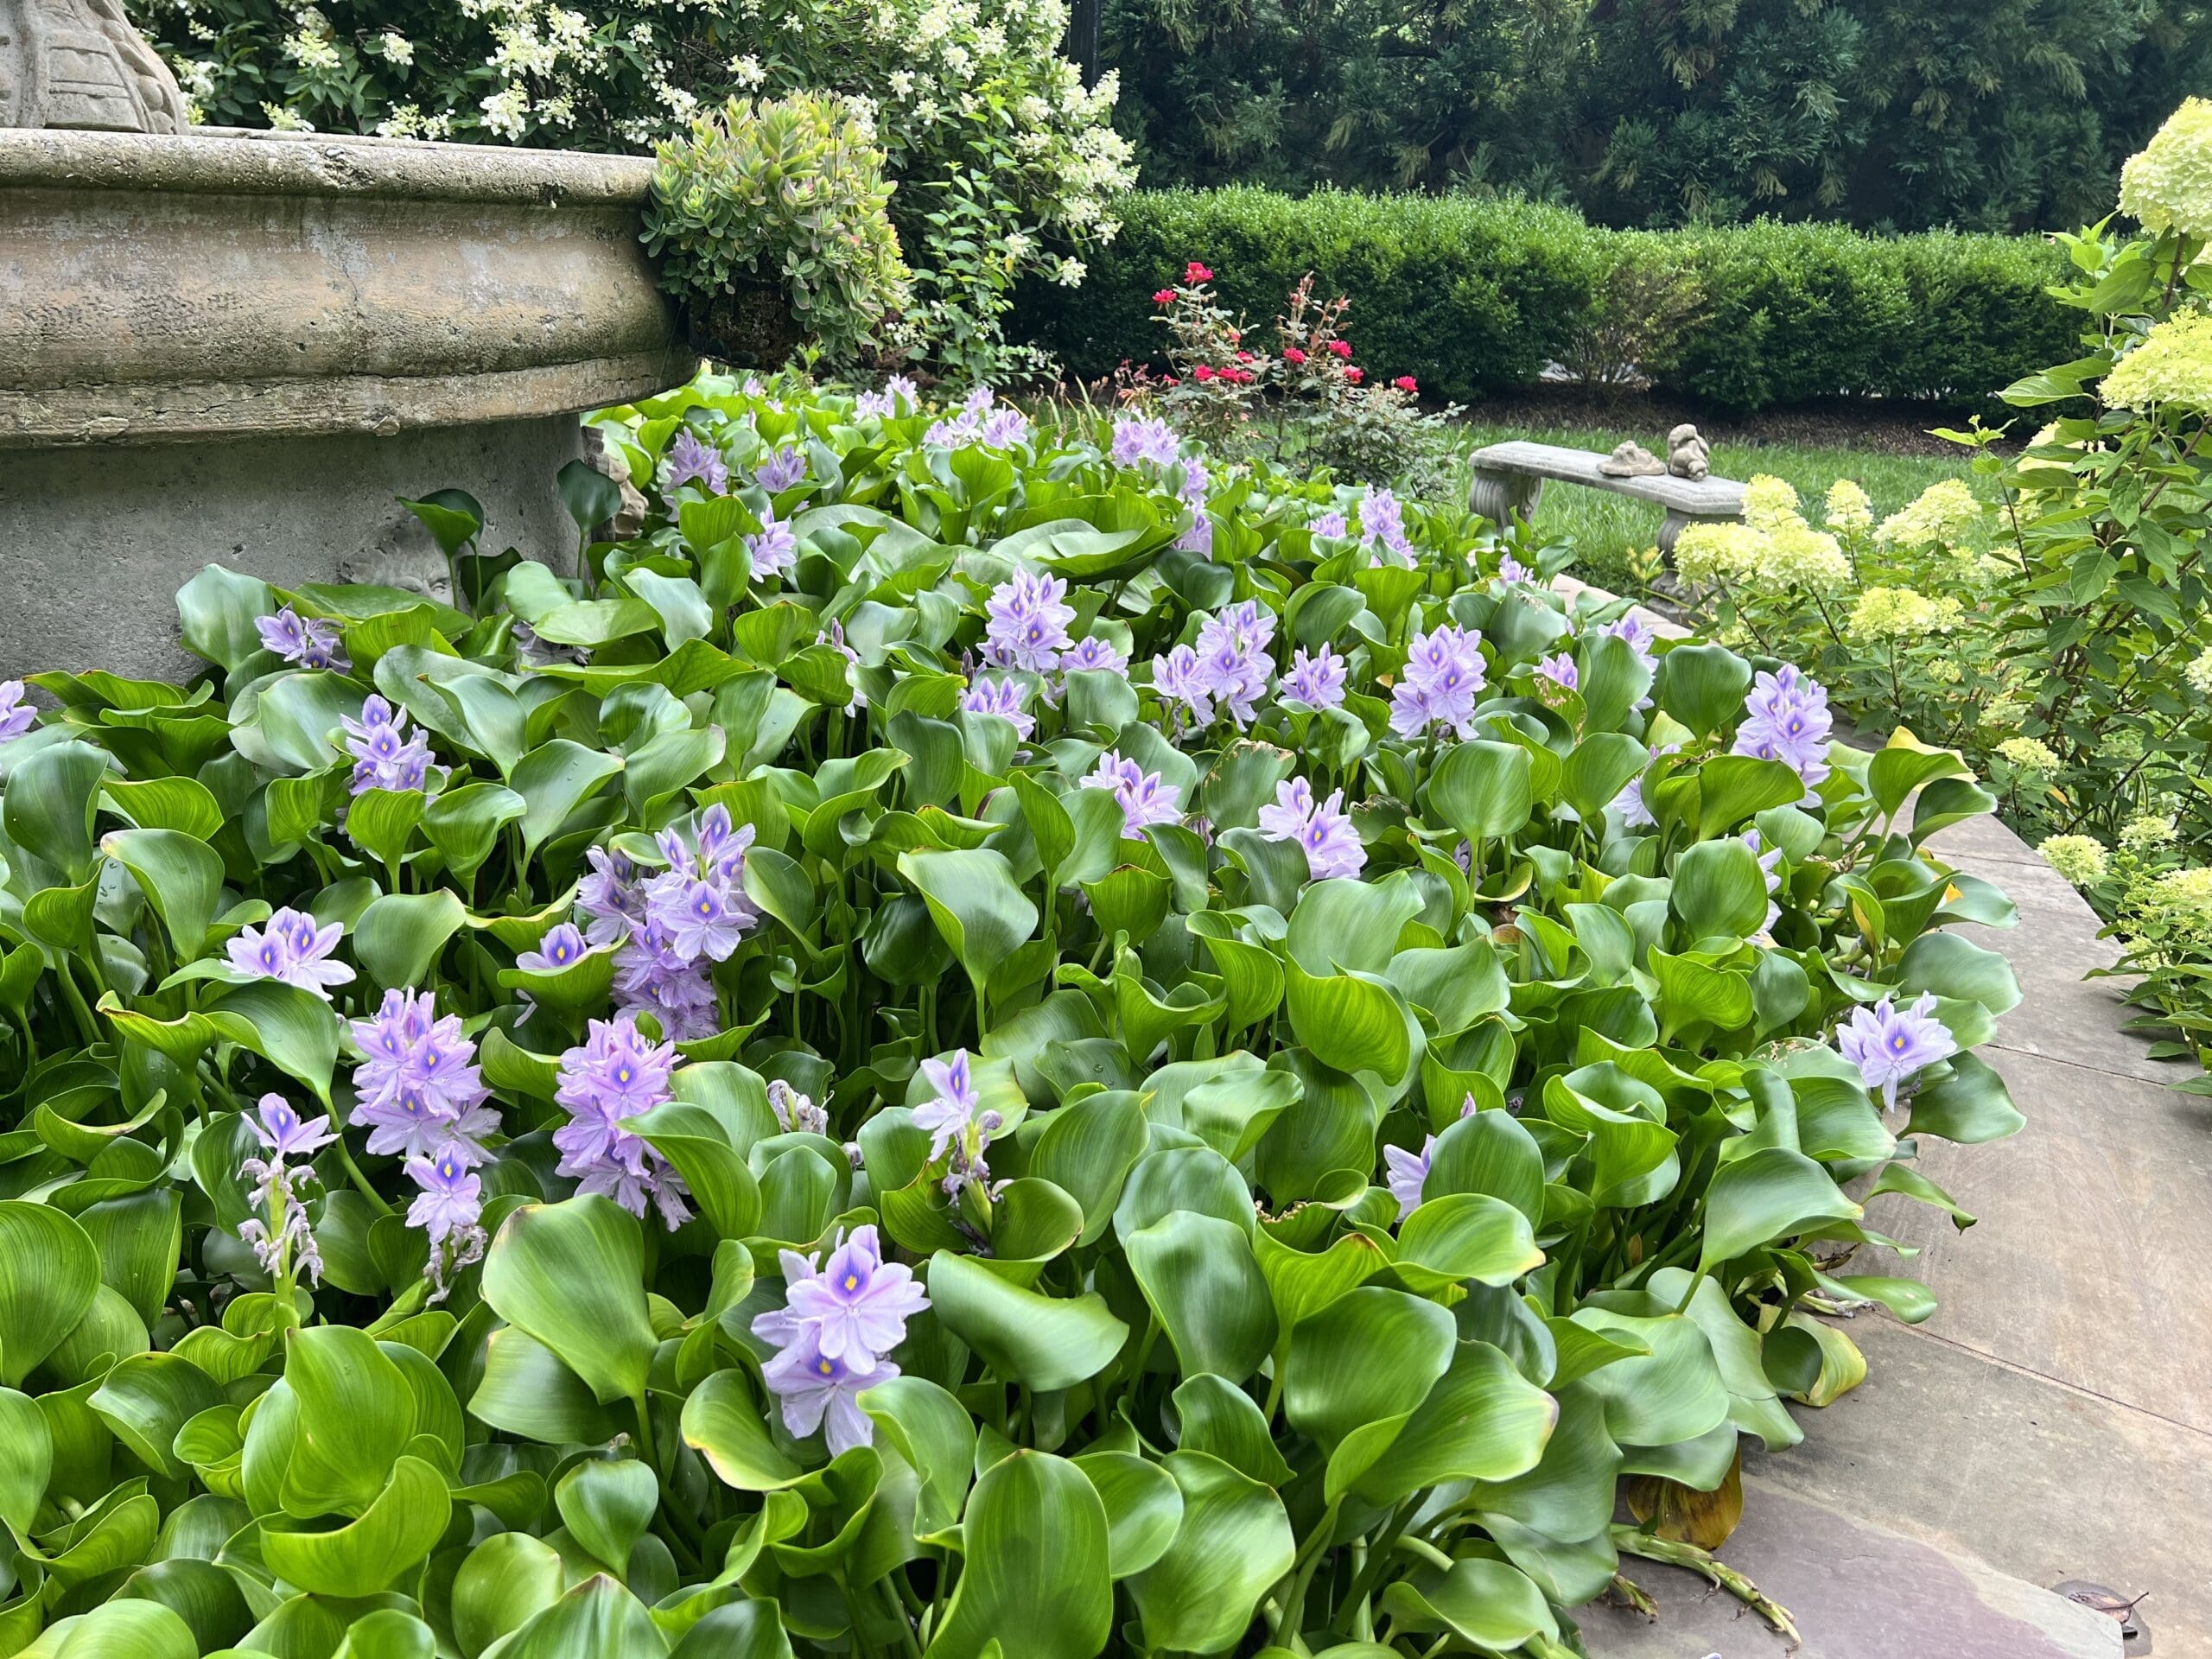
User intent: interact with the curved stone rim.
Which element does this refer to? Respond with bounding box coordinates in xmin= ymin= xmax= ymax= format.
xmin=1 ymin=350 xmax=692 ymax=448
xmin=0 ymin=124 xmax=658 ymax=206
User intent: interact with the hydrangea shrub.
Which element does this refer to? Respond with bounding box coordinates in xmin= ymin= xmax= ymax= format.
xmin=0 ymin=373 xmax=2027 ymax=1656
xmin=129 ymin=0 xmax=1135 ymax=375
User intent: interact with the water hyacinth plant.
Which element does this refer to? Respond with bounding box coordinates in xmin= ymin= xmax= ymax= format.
xmin=0 ymin=372 xmax=2026 ymax=1658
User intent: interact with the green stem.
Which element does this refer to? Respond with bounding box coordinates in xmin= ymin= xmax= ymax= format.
xmin=331 ymin=1135 xmax=394 ymax=1217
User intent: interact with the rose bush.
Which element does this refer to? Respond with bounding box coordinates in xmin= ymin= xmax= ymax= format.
xmin=0 ymin=372 xmax=2024 ymax=1656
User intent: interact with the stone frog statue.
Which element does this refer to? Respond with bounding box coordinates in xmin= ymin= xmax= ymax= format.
xmin=1666 ymin=423 xmax=1712 ymax=481
xmin=0 ymin=0 xmax=188 ymax=132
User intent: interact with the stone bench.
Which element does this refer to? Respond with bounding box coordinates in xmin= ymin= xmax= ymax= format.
xmin=1466 ymin=439 xmax=1747 ymax=554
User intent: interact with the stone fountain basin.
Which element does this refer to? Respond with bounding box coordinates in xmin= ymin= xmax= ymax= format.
xmin=0 ymin=126 xmax=686 ymax=678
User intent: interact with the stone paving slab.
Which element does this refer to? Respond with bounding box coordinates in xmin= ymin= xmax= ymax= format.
xmin=1584 ymin=1476 xmax=2123 ymax=1659
xmin=1748 ymin=1321 xmax=2211 ymax=1653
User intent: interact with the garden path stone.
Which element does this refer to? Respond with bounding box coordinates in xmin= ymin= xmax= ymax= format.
xmin=1584 ymin=1475 xmax=2123 ymax=1658
xmin=1594 ymin=812 xmax=2212 ymax=1656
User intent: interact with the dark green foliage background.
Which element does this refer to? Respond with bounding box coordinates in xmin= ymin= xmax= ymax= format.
xmin=1102 ymin=0 xmax=2212 ymax=232
xmin=1014 ymin=188 xmax=2082 ymax=409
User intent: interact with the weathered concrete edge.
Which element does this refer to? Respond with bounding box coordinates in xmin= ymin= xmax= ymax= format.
xmin=3 ymin=350 xmax=694 ymax=447
xmin=0 ymin=126 xmax=657 ymax=206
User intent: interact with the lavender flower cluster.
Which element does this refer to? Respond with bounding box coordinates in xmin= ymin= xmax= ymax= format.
xmin=256 ymin=606 xmax=348 ymax=671
xmin=752 ymin=1224 xmax=928 ymax=1455
xmin=1257 ymin=777 xmax=1364 ymax=880
xmin=575 ymin=804 xmax=759 ymax=1040
xmin=1154 ymin=600 xmax=1277 ymax=731
xmin=1388 ymin=623 xmax=1488 ymax=740
xmin=552 ymin=1013 xmax=691 ymax=1229
xmin=342 ymin=696 xmax=435 ymax=795
xmin=925 ymin=387 xmax=1031 ymax=451
xmin=226 ymin=907 xmax=355 ymax=1001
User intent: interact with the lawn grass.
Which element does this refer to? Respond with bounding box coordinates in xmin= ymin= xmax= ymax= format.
xmin=1440 ymin=420 xmax=1980 ymax=593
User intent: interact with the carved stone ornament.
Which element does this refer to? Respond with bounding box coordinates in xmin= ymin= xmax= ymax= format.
xmin=1597 ymin=440 xmax=1666 ymax=478
xmin=1666 ymin=422 xmax=1712 ymax=481
xmin=0 ymin=0 xmax=188 ymax=132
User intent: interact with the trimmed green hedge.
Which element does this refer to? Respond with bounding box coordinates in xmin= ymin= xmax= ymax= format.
xmin=1017 ymin=188 xmax=2079 ymax=413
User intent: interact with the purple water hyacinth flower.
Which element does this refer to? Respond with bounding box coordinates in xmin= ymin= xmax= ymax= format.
xmin=1281 ymin=645 xmax=1348 ymax=711
xmin=349 ymin=988 xmax=498 ymax=1162
xmin=1384 ymin=1135 xmax=1433 ymax=1222
xmin=818 ymin=619 xmax=865 ymax=715
xmin=0 ymin=681 xmax=33 ymax=742
xmin=1744 ymin=828 xmax=1783 ymax=933
xmin=662 ymin=429 xmax=728 ymax=503
xmin=1178 ymin=458 xmax=1211 ymax=505
xmin=1359 ymin=486 xmax=1414 ymax=565
xmin=753 ymin=446 xmax=808 ymax=493
xmin=639 ymin=804 xmax=760 ymax=968
xmin=1109 ymin=415 xmax=1180 ymax=468
xmin=924 ymin=414 xmax=978 ymax=448
xmin=1257 ymin=778 xmax=1365 ymax=880
xmin=577 ymin=847 xmax=648 ymax=945
xmin=613 ymin=931 xmax=719 ymax=1041
xmin=227 ymin=907 xmax=356 ymax=1000
xmin=980 ymin=407 xmax=1032 ymax=449
xmin=883 ymin=374 xmax=918 ymax=408
xmin=405 ymin=1142 xmax=487 ymax=1302
xmin=769 ymin=1079 xmax=830 ymax=1135
xmin=553 ymin=1014 xmax=690 ymax=1228
xmin=518 ymin=923 xmax=590 ymax=974
xmin=405 ymin=1144 xmax=482 ymax=1244
xmin=1312 ymin=510 xmax=1349 ymax=540
xmin=256 ymin=606 xmax=348 ymax=671
xmin=1389 ymin=622 xmax=1486 ymax=739
xmin=1535 ymin=652 xmax=1579 ymax=691
xmin=1061 ymin=635 xmax=1130 ymax=677
xmin=1732 ymin=665 xmax=1834 ymax=793
xmin=253 ymin=1093 xmax=337 ymax=1161
xmin=1602 ymin=612 xmax=1659 ymax=676
xmin=1152 ymin=644 xmax=1215 ymax=728
xmin=1175 ymin=513 xmax=1215 ymax=557
xmin=982 ymin=569 xmax=1075 ymax=674
xmin=854 ymin=389 xmax=894 ymax=419
xmin=912 ymin=1050 xmax=980 ymax=1161
xmin=1192 ymin=601 xmax=1275 ymax=728
xmin=1608 ymin=741 xmax=1676 ymax=830
xmin=658 ymin=878 xmax=752 ymax=963
xmin=758 ymin=1330 xmax=886 ymax=1454
xmin=238 ymin=1093 xmax=333 ymax=1287
xmin=963 ymin=386 xmax=996 ymax=415
xmin=1083 ymin=750 xmax=1182 ymax=838
xmin=960 ymin=675 xmax=1035 ymax=740
xmin=1837 ymin=992 xmax=1956 ymax=1110
xmin=760 ymin=1224 xmax=929 ymax=1370
xmin=745 ymin=507 xmax=798 ymax=580
xmin=1496 ymin=553 xmax=1532 ymax=586
xmin=341 ymin=696 xmax=435 ymax=795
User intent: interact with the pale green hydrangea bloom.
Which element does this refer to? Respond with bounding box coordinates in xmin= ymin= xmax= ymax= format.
xmin=1996 ymin=736 xmax=2060 ymax=773
xmin=1673 ymin=522 xmax=1765 ymax=587
xmin=1763 ymin=520 xmax=1852 ymax=591
xmin=1824 ymin=478 xmax=1874 ymax=536
xmin=2150 ymin=866 xmax=2212 ymax=925
xmin=2121 ymin=813 xmax=2177 ymax=850
xmin=1742 ymin=474 xmax=1803 ymax=535
xmin=2039 ymin=835 xmax=2109 ymax=887
xmin=2101 ymin=311 xmax=2212 ymax=414
xmin=1847 ymin=586 xmax=1963 ymax=641
xmin=2186 ymin=646 xmax=2212 ymax=698
xmin=1874 ymin=479 xmax=1982 ymax=552
xmin=2119 ymin=95 xmax=2212 ymax=242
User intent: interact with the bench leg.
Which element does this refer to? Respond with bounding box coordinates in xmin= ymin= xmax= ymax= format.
xmin=1658 ymin=509 xmax=1737 ymax=558
xmin=1469 ymin=467 xmax=1543 ymax=529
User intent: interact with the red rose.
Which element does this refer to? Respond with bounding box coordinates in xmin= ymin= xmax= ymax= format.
xmin=1162 ymin=376 xmax=1179 ymax=386
xmin=1185 ymin=261 xmax=1213 ymax=283
xmin=1394 ymin=375 xmax=1417 ymax=392
xmin=1152 ymin=289 xmax=1175 ymax=304
xmin=1235 ymin=351 xmax=1254 ymax=362
xmin=1344 ymin=366 xmax=1363 ymax=384
xmin=1283 ymin=346 xmax=1307 ymax=365
xmin=1193 ymin=364 xmax=1216 ymax=381
xmin=1327 ymin=340 xmax=1352 ymax=359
